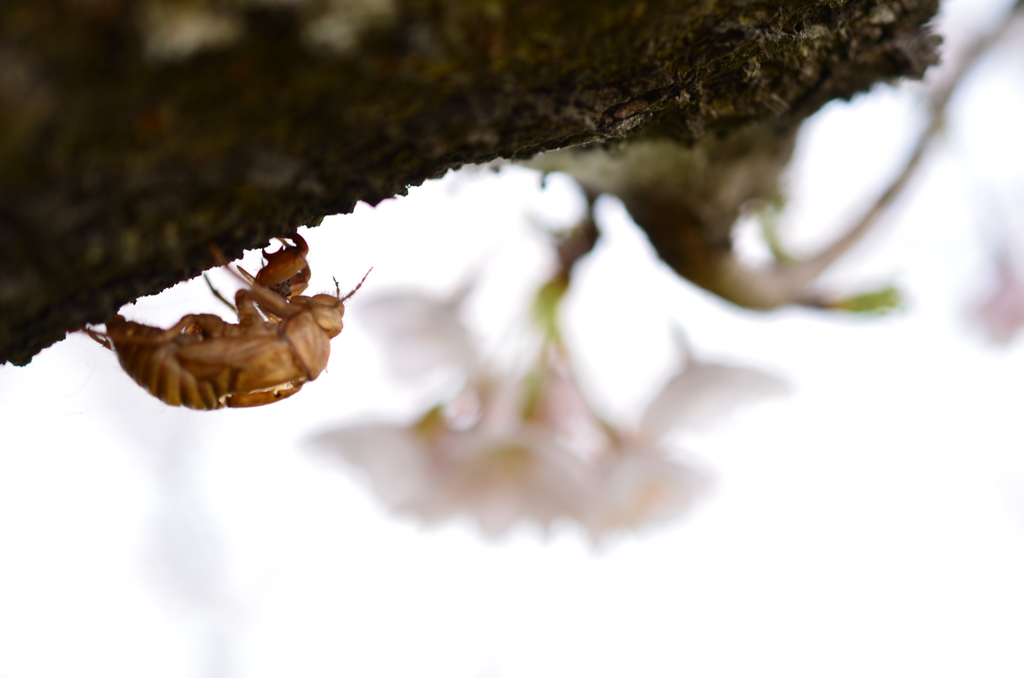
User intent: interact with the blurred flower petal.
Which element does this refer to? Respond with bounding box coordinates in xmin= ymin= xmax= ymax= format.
xmin=585 ymin=451 xmax=707 ymax=543
xmin=531 ymin=348 xmax=611 ymax=460
xmin=640 ymin=359 xmax=788 ymax=439
xmin=975 ymin=259 xmax=1024 ymax=344
xmin=309 ymin=424 xmax=438 ymax=513
xmin=439 ymin=426 xmax=596 ymax=536
xmin=312 ymin=420 xmax=597 ymax=536
xmin=359 ymin=292 xmax=476 ymax=380
xmin=323 ymin=283 xmax=784 ymax=541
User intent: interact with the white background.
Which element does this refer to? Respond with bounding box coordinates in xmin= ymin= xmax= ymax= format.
xmin=3 ymin=1 xmax=1024 ymax=676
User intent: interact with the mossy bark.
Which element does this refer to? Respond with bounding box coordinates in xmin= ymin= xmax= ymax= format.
xmin=0 ymin=0 xmax=938 ymax=365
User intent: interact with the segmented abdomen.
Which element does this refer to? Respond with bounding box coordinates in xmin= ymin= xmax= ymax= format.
xmin=116 ymin=339 xmax=231 ymax=409
xmin=107 ymin=318 xmax=231 ymax=410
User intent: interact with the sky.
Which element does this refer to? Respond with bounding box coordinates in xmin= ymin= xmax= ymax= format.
xmin=2 ymin=1 xmax=1024 ymax=677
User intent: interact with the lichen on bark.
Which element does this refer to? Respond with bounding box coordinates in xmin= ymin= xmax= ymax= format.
xmin=0 ymin=0 xmax=938 ymax=365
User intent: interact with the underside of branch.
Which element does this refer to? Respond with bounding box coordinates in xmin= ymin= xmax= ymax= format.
xmin=0 ymin=0 xmax=939 ymax=365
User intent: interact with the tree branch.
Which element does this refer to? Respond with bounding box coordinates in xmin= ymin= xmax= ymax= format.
xmin=1 ymin=0 xmax=940 ymax=364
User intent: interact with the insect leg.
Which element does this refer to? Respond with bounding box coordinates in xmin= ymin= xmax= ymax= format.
xmin=179 ymin=313 xmax=233 ymax=338
xmin=84 ymin=327 xmax=112 ymax=350
xmin=233 ymin=289 xmax=272 ymax=328
xmin=236 ymin=265 xmax=256 ymax=285
xmin=225 ymin=383 xmax=304 ymax=408
xmin=203 ymin=273 xmax=237 ymax=313
xmin=257 ymin=234 xmax=310 ymax=297
xmin=208 ymin=241 xmax=300 ymax=319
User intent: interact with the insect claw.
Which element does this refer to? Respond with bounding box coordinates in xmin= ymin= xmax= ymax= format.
xmin=255 ymin=235 xmax=310 ymax=297
xmin=220 ymin=260 xmax=258 ymax=288
xmin=236 ymin=265 xmax=256 ymax=285
xmin=84 ymin=327 xmax=112 ymax=350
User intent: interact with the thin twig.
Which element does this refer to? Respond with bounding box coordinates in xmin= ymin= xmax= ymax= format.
xmin=783 ymin=5 xmax=1024 ymax=299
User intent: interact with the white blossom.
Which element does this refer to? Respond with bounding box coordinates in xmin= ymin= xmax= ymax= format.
xmin=310 ymin=423 xmax=441 ymax=515
xmin=316 ymin=269 xmax=787 ymax=542
xmin=583 ymin=448 xmax=707 ymax=543
xmin=312 ymin=333 xmax=786 ymax=540
xmin=312 ymin=414 xmax=595 ymax=536
xmin=639 ymin=334 xmax=788 ymax=439
xmin=975 ymin=256 xmax=1024 ymax=344
xmin=581 ymin=339 xmax=785 ymax=542
xmin=430 ymin=425 xmax=596 ymax=536
xmin=359 ymin=287 xmax=477 ymax=382
xmin=530 ymin=347 xmax=612 ymax=460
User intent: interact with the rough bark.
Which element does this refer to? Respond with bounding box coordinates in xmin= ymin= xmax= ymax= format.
xmin=0 ymin=0 xmax=939 ymax=365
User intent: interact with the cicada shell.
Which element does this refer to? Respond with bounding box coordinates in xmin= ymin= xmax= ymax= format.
xmin=88 ymin=238 xmax=368 ymax=409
